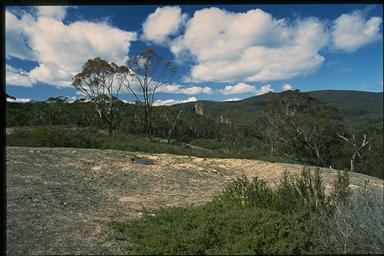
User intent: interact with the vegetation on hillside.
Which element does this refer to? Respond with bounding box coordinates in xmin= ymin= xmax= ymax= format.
xmin=6 ymin=89 xmax=383 ymax=179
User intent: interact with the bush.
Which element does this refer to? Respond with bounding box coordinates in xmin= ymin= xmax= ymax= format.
xmin=110 ymin=168 xmax=357 ymax=254
xmin=215 ymin=175 xmax=277 ymax=210
xmin=216 ymin=167 xmax=329 ymax=213
xmin=109 ymin=167 xmax=366 ymax=254
xmin=331 ymin=169 xmax=351 ymax=202
xmin=109 ymin=203 xmax=319 ymax=255
xmin=315 ymin=188 xmax=384 ymax=254
xmin=6 ymin=126 xmax=106 ymax=149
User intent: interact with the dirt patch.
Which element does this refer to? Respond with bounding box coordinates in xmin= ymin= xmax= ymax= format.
xmin=6 ymin=146 xmax=383 ymax=255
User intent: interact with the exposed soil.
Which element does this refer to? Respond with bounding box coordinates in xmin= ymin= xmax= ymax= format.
xmin=6 ymin=146 xmax=383 ymax=255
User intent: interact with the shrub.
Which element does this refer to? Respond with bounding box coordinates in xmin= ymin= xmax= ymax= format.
xmin=276 ymin=168 xmax=328 ymax=212
xmin=315 ymin=188 xmax=384 ymax=254
xmin=215 ymin=175 xmax=277 ymax=210
xmin=109 ymin=167 xmax=376 ymax=254
xmin=6 ymin=126 xmax=106 ymax=149
xmin=215 ymin=167 xmax=329 ymax=213
xmin=109 ymin=203 xmax=320 ymax=255
xmin=330 ymin=169 xmax=351 ymax=202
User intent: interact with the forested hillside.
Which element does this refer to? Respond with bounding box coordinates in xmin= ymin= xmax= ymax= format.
xmin=179 ymin=90 xmax=383 ymax=129
xmin=6 ymin=90 xmax=383 ymax=179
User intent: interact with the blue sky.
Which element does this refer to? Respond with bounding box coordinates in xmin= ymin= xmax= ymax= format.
xmin=5 ymin=4 xmax=383 ymax=105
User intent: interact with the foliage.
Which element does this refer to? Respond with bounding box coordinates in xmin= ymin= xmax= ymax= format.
xmin=263 ymin=90 xmax=346 ymax=167
xmin=109 ymin=167 xmax=359 ymax=254
xmin=109 ymin=203 xmax=319 ymax=255
xmin=216 ymin=167 xmax=330 ymax=213
xmin=72 ymin=57 xmax=129 ymax=138
xmin=331 ymin=170 xmax=351 ymax=202
xmin=7 ymin=126 xmax=105 ymax=148
xmin=126 ymin=48 xmax=176 ymax=136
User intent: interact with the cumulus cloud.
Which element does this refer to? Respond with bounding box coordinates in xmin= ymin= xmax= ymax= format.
xmin=256 ymin=84 xmax=274 ymax=95
xmin=222 ymin=82 xmax=257 ymax=95
xmin=171 ymin=8 xmax=329 ymax=83
xmin=157 ymin=84 xmax=212 ymax=94
xmin=153 ymin=96 xmax=197 ymax=106
xmin=282 ymin=83 xmax=293 ymax=91
xmin=142 ymin=6 xmax=187 ymax=44
xmin=125 ymin=81 xmax=213 ymax=95
xmin=331 ymin=10 xmax=382 ymax=52
xmin=5 ymin=8 xmax=137 ymax=88
xmin=35 ymin=6 xmax=70 ymax=20
xmin=169 ymin=7 xmax=382 ymax=84
xmin=6 ymin=11 xmax=37 ymax=60
xmin=6 ymin=65 xmax=35 ymax=87
xmin=7 ymin=97 xmax=31 ymax=103
xmin=224 ymin=97 xmax=241 ymax=101
xmin=222 ymin=82 xmax=274 ymax=95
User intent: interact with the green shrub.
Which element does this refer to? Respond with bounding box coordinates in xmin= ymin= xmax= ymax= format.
xmin=215 ymin=175 xmax=277 ymax=210
xmin=190 ymin=138 xmax=227 ymax=150
xmin=6 ymin=126 xmax=106 ymax=149
xmin=108 ymin=167 xmax=364 ymax=254
xmin=215 ymin=167 xmax=329 ymax=213
xmin=109 ymin=203 xmax=319 ymax=255
xmin=330 ymin=170 xmax=351 ymax=202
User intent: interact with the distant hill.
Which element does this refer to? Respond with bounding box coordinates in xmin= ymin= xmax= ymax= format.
xmin=308 ymin=90 xmax=383 ymax=127
xmin=177 ymin=90 xmax=383 ymax=128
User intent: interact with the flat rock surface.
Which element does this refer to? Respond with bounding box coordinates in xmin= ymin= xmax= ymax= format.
xmin=6 ymin=146 xmax=383 ymax=255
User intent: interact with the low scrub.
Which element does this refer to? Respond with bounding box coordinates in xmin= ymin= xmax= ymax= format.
xmin=216 ymin=167 xmax=331 ymax=213
xmin=315 ymin=187 xmax=384 ymax=254
xmin=109 ymin=168 xmax=381 ymax=254
xmin=110 ymin=204 xmax=319 ymax=255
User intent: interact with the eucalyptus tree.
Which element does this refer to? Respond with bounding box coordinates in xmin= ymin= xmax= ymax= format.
xmin=263 ymin=90 xmax=345 ymax=167
xmin=125 ymin=48 xmax=176 ymax=136
xmin=72 ymin=57 xmax=130 ymax=139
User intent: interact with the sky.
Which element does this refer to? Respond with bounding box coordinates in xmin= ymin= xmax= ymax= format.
xmin=5 ymin=4 xmax=383 ymax=105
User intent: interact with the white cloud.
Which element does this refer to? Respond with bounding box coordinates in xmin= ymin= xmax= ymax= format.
xmin=142 ymin=6 xmax=187 ymax=44
xmin=256 ymin=84 xmax=274 ymax=95
xmin=5 ymin=11 xmax=37 ymax=60
xmin=224 ymin=97 xmax=241 ymax=102
xmin=150 ymin=83 xmax=213 ymax=95
xmin=222 ymin=83 xmax=257 ymax=95
xmin=6 ymin=65 xmax=35 ymax=87
xmin=121 ymin=99 xmax=135 ymax=104
xmin=221 ymin=82 xmax=273 ymax=95
xmin=5 ymin=8 xmax=137 ymax=88
xmin=7 ymin=97 xmax=31 ymax=103
xmin=35 ymin=6 xmax=70 ymax=20
xmin=282 ymin=83 xmax=293 ymax=91
xmin=67 ymin=96 xmax=77 ymax=103
xmin=331 ymin=11 xmax=382 ymax=52
xmin=171 ymin=8 xmax=328 ymax=83
xmin=171 ymin=7 xmax=382 ymax=83
xmin=153 ymin=96 xmax=197 ymax=106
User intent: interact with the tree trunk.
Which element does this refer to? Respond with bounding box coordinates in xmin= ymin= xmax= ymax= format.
xmin=108 ymin=122 xmax=116 ymax=141
xmin=350 ymin=156 xmax=355 ymax=173
xmin=143 ymin=107 xmax=149 ymax=135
